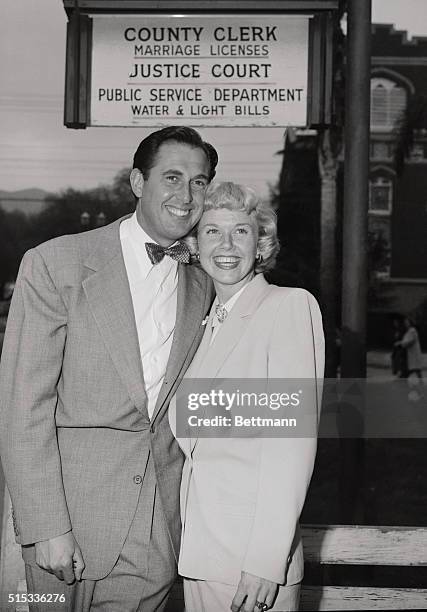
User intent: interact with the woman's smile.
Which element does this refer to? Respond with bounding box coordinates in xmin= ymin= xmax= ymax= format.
xmin=213 ymin=255 xmax=241 ymax=269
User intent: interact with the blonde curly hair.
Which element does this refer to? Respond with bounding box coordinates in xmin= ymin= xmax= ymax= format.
xmin=186 ymin=181 xmax=280 ymax=273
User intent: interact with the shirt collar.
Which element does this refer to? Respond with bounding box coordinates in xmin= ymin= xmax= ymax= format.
xmin=212 ymin=283 xmax=249 ymax=320
xmin=122 ymin=212 xmax=177 ymax=279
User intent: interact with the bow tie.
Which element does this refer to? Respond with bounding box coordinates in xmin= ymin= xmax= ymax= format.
xmin=145 ymin=242 xmax=191 ymax=265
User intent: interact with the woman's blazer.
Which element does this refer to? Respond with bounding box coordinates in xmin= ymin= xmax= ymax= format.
xmin=170 ymin=274 xmax=325 ymax=587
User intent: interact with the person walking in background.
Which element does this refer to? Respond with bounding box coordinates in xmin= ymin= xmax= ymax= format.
xmin=0 ymin=127 xmax=217 ymax=611
xmin=391 ymin=316 xmax=408 ymax=378
xmin=394 ymin=317 xmax=424 ymax=402
xmin=169 ymin=182 xmax=325 ymax=612
xmin=395 ymin=317 xmax=423 ymax=380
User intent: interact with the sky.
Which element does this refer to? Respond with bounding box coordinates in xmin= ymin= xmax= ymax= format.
xmin=1 ymin=0 xmax=426 ymax=196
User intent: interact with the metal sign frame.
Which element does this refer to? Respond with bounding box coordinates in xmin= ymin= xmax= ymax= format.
xmin=62 ymin=0 xmax=337 ymax=128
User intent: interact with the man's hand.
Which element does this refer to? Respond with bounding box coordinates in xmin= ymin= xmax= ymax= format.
xmin=35 ymin=531 xmax=85 ymax=584
xmin=231 ymin=571 xmax=278 ymax=612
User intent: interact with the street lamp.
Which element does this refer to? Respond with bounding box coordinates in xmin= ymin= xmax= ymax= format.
xmin=80 ymin=211 xmax=90 ymax=227
xmin=96 ymin=211 xmax=107 ymax=227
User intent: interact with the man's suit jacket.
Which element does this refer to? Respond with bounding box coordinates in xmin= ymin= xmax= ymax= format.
xmin=0 ymin=215 xmax=213 ymax=580
xmin=170 ymin=274 xmax=324 ymax=587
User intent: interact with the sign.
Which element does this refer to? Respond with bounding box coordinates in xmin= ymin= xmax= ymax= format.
xmin=90 ymin=15 xmax=309 ymax=127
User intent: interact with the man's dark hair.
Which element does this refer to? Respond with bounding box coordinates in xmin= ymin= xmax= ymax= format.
xmin=132 ymin=126 xmax=218 ymax=182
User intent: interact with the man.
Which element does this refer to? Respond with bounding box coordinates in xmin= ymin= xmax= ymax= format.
xmin=0 ymin=126 xmax=218 ymax=611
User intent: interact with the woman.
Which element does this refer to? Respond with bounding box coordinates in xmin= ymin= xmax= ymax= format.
xmin=391 ymin=316 xmax=408 ymax=378
xmin=169 ymin=182 xmax=324 ymax=612
xmin=395 ymin=317 xmax=423 ymax=380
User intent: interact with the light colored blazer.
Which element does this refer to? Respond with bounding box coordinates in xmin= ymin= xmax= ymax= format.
xmin=0 ymin=216 xmax=213 ymax=580
xmin=170 ymin=274 xmax=324 ymax=586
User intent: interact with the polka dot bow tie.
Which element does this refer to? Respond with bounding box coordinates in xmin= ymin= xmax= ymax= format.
xmin=145 ymin=242 xmax=191 ymax=265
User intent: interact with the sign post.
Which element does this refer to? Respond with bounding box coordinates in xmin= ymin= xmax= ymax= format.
xmin=340 ymin=0 xmax=371 ymax=523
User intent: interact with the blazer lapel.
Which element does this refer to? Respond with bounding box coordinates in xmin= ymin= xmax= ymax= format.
xmin=151 ymin=264 xmax=212 ymax=423
xmin=82 ymin=218 xmax=148 ymax=416
xmin=189 ymin=274 xmax=273 ymax=454
xmin=198 ymin=274 xmax=273 ymax=379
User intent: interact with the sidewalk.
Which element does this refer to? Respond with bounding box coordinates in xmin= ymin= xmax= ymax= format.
xmin=367 ymin=350 xmax=427 ymax=381
xmin=367 ymin=350 xmax=427 ymax=370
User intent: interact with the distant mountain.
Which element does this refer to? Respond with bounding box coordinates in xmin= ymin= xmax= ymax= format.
xmin=0 ymin=188 xmax=50 ymax=215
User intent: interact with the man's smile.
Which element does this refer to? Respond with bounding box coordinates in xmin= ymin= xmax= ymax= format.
xmin=165 ymin=204 xmax=191 ymax=218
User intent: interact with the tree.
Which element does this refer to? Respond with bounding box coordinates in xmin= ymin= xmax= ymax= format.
xmin=268 ymin=129 xmax=320 ymax=295
xmin=0 ymin=207 xmax=32 ymax=289
xmin=30 ymin=168 xmax=136 ymax=245
xmin=109 ymin=167 xmax=136 ymax=216
xmin=0 ymin=168 xmax=136 ymax=287
xmin=317 ymin=2 xmax=346 ymax=377
xmin=271 ymin=1 xmax=347 ymax=376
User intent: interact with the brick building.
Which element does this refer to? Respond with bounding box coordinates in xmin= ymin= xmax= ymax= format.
xmin=369 ymin=24 xmax=427 ymax=346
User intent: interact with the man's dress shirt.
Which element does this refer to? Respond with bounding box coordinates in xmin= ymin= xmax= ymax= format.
xmin=120 ymin=213 xmax=178 ymax=418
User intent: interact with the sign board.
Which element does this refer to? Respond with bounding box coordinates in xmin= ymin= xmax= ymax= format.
xmin=63 ymin=3 xmax=335 ymax=129
xmin=90 ymin=15 xmax=309 ymax=127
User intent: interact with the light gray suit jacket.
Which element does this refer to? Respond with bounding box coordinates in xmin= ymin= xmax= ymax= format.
xmin=0 ymin=216 xmax=213 ymax=580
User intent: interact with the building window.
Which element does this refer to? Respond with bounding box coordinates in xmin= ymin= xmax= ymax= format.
xmin=370 ymin=78 xmax=407 ymax=131
xmin=370 ymin=141 xmax=393 ymax=160
xmin=410 ymin=143 xmax=426 ymax=162
xmin=368 ymin=218 xmax=391 ymax=278
xmin=369 ymin=176 xmax=393 ymax=214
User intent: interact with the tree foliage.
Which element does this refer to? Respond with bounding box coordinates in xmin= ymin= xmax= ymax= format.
xmin=0 ymin=168 xmax=135 ymax=291
xmin=0 ymin=208 xmax=32 ymax=286
xmin=267 ymin=132 xmax=321 ymax=295
xmin=268 ymin=0 xmax=346 ymax=296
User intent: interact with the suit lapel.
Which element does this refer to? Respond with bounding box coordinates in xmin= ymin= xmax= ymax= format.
xmin=183 ymin=311 xmax=215 ymax=378
xmin=151 ymin=264 xmax=212 ymax=423
xmin=82 ymin=218 xmax=148 ymax=416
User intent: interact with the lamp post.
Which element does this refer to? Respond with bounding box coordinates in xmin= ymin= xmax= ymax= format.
xmin=341 ymin=0 xmax=371 ymax=378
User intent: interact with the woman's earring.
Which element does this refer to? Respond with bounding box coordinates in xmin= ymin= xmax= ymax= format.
xmin=255 ymin=253 xmax=263 ymax=264
xmin=194 ymin=252 xmax=200 ymax=261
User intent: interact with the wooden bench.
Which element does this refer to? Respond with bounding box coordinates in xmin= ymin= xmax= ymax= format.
xmin=2 ymin=504 xmax=427 ymax=611
xmin=168 ymin=525 xmax=427 ymax=611
xmin=300 ymin=524 xmax=427 ymax=610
